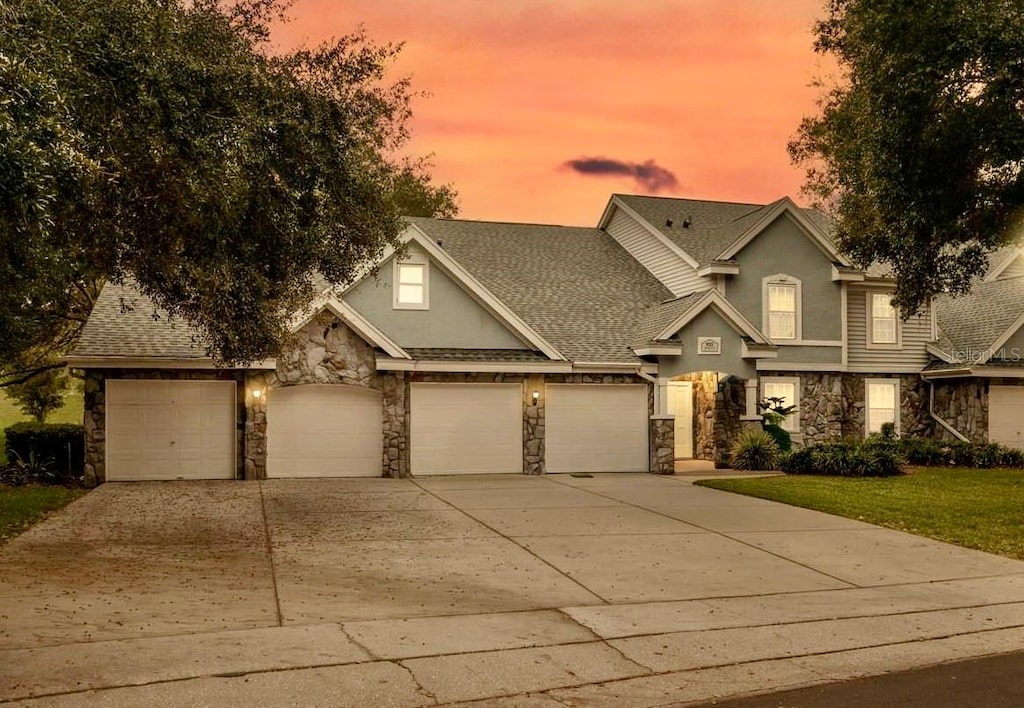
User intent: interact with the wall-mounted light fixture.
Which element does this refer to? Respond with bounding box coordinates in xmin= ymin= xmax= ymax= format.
xmin=532 ymin=391 xmax=540 ymax=404
xmin=251 ymin=389 xmax=263 ymax=400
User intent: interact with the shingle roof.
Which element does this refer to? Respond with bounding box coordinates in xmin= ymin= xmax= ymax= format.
xmin=406 ymin=217 xmax=675 ymax=363
xmin=404 ymin=348 xmax=551 ymax=362
xmin=631 ymin=293 xmax=704 ymax=347
xmin=613 ymin=194 xmax=837 ymax=267
xmin=73 ymin=282 xmax=210 ymax=359
xmin=934 ymin=276 xmax=1024 ymax=355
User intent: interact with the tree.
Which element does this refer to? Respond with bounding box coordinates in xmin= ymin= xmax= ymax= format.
xmin=790 ymin=0 xmax=1024 ymax=315
xmin=0 ymin=0 xmax=455 ymax=373
xmin=6 ymin=364 xmax=67 ymax=423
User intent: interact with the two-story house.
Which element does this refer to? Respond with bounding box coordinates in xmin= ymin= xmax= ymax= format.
xmin=68 ymin=194 xmax=1024 ymax=482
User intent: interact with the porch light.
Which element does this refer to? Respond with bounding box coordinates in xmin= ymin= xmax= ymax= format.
xmin=251 ymin=389 xmax=263 ymax=400
xmin=532 ymin=391 xmax=540 ymax=404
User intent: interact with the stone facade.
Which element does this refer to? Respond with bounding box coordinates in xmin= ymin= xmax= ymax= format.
xmin=650 ymin=418 xmax=674 ymax=474
xmin=932 ymin=379 xmax=987 ymax=442
xmin=712 ymin=375 xmax=751 ymax=463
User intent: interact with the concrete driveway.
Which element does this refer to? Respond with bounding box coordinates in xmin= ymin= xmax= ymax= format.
xmin=3 ymin=473 xmax=1024 ymax=706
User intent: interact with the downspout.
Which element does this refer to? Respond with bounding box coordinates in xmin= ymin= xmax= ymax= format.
xmin=923 ymin=374 xmax=969 ymax=442
xmin=635 ymin=367 xmax=660 ymax=414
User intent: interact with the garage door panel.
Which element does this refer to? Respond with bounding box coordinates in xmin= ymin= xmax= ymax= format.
xmin=411 ymin=383 xmax=522 ymax=475
xmin=106 ymin=380 xmax=236 ymax=481
xmin=266 ymin=384 xmax=382 ymax=478
xmin=989 ymin=386 xmax=1024 ymax=450
xmin=546 ymin=384 xmax=648 ymax=473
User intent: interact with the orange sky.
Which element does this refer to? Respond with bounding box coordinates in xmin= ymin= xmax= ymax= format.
xmin=271 ymin=1 xmax=833 ymax=226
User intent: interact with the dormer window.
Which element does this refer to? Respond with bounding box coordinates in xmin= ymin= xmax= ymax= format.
xmin=394 ymin=260 xmax=428 ymax=309
xmin=762 ymin=275 xmax=801 ymax=341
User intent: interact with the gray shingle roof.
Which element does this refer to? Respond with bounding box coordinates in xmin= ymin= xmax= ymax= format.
xmin=404 ymin=348 xmax=551 ymax=362
xmin=614 ymin=194 xmax=837 ymax=268
xmin=631 ymin=293 xmax=703 ymax=347
xmin=406 ymin=217 xmax=675 ymax=363
xmin=934 ymin=276 xmax=1024 ymax=356
xmin=74 ymin=282 xmax=209 ymax=359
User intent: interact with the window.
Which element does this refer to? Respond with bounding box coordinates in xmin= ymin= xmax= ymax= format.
xmin=865 ymin=379 xmax=900 ymax=436
xmin=869 ymin=292 xmax=898 ymax=345
xmin=761 ymin=377 xmax=800 ymax=432
xmin=761 ymin=276 xmax=798 ymax=340
xmin=394 ymin=261 xmax=428 ymax=309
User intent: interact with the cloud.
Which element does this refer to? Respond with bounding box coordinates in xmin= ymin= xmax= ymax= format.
xmin=562 ymin=156 xmax=680 ymax=193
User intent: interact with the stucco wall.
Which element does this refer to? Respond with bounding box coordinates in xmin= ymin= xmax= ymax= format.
xmin=658 ymin=308 xmax=756 ymax=379
xmin=725 ymin=213 xmax=843 ymax=346
xmin=344 ymin=244 xmax=529 ymax=350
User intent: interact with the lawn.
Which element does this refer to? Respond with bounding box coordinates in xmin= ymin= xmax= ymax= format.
xmin=697 ymin=467 xmax=1024 ymax=560
xmin=0 ymin=383 xmax=83 ymax=461
xmin=0 ymin=485 xmax=86 ymax=543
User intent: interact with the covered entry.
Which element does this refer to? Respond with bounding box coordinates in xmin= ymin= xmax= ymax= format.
xmin=266 ymin=384 xmax=383 ymax=477
xmin=545 ymin=384 xmax=648 ymax=473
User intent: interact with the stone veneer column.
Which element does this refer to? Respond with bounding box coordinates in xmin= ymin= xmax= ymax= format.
xmin=83 ymin=371 xmax=105 ymax=487
xmin=243 ymin=370 xmax=270 ymax=480
xmin=650 ymin=418 xmax=675 ymax=474
xmin=523 ymin=374 xmax=545 ymax=474
xmin=381 ymin=371 xmax=409 ymax=477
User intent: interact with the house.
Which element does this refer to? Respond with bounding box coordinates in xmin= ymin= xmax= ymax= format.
xmin=67 ymin=195 xmax=1024 ymax=483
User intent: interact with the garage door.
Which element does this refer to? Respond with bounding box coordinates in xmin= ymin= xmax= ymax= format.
xmin=410 ymin=383 xmax=522 ymax=475
xmin=989 ymin=386 xmax=1024 ymax=449
xmin=545 ymin=384 xmax=648 ymax=473
xmin=106 ymin=380 xmax=236 ymax=481
xmin=267 ymin=384 xmax=382 ymax=477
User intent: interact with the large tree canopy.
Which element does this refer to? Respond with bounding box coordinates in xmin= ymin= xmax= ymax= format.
xmin=791 ymin=0 xmax=1024 ymax=314
xmin=0 ymin=0 xmax=455 ymax=372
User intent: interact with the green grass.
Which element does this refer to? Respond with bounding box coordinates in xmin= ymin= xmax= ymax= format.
xmin=0 ymin=382 xmax=83 ymax=461
xmin=0 ymin=485 xmax=86 ymax=543
xmin=697 ymin=467 xmax=1024 ymax=560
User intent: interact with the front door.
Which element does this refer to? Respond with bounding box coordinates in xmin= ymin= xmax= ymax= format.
xmin=667 ymin=381 xmax=694 ymax=459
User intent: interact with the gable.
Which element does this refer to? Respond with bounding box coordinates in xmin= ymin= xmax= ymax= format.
xmin=997 ymin=253 xmax=1024 ymax=280
xmin=344 ymin=243 xmax=531 ymax=350
xmin=726 ymin=213 xmax=844 ymax=342
xmin=658 ymin=306 xmax=757 ymax=379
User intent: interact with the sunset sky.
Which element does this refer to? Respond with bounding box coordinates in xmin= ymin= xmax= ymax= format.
xmin=271 ymin=1 xmax=835 ymax=226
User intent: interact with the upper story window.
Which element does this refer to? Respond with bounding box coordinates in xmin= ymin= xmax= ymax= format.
xmin=869 ymin=292 xmax=898 ymax=346
xmin=763 ymin=275 xmax=801 ymax=341
xmin=394 ymin=261 xmax=429 ymax=310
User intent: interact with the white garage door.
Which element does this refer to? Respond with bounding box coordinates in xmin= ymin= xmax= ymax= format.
xmin=267 ymin=384 xmax=382 ymax=478
xmin=545 ymin=384 xmax=648 ymax=473
xmin=106 ymin=380 xmax=236 ymax=481
xmin=410 ymin=383 xmax=522 ymax=475
xmin=989 ymin=386 xmax=1024 ymax=449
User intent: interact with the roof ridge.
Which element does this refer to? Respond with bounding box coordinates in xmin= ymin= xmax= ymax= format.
xmin=615 ymin=193 xmax=770 ymax=208
xmin=407 ymin=216 xmax=594 ymax=230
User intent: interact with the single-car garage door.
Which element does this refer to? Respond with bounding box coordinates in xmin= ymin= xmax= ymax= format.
xmin=989 ymin=385 xmax=1024 ymax=449
xmin=106 ymin=380 xmax=236 ymax=481
xmin=267 ymin=384 xmax=382 ymax=477
xmin=410 ymin=383 xmax=522 ymax=475
xmin=545 ymin=384 xmax=648 ymax=473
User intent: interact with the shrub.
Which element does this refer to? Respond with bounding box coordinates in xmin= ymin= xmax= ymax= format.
xmin=900 ymin=437 xmax=946 ymax=466
xmin=729 ymin=429 xmax=781 ymax=471
xmin=780 ymin=438 xmax=905 ymax=477
xmin=999 ymin=447 xmax=1024 ymax=469
xmin=762 ymin=423 xmax=792 ymax=452
xmin=4 ymin=423 xmax=84 ymax=482
xmin=780 ymin=447 xmax=815 ymax=474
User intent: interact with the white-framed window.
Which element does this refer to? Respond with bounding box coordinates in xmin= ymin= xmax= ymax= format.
xmin=762 ymin=275 xmax=801 ymax=341
xmin=867 ymin=291 xmax=899 ymax=347
xmin=761 ymin=376 xmax=800 ymax=433
xmin=865 ymin=378 xmax=900 ymax=436
xmin=393 ymin=260 xmax=429 ymax=310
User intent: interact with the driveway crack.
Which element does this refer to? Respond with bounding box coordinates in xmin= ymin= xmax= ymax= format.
xmin=257 ymin=480 xmax=284 ymax=627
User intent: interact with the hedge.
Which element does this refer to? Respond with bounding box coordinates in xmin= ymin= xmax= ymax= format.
xmin=4 ymin=423 xmax=85 ymax=481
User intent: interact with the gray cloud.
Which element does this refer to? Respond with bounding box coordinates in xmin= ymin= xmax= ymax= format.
xmin=562 ymin=156 xmax=679 ymax=193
